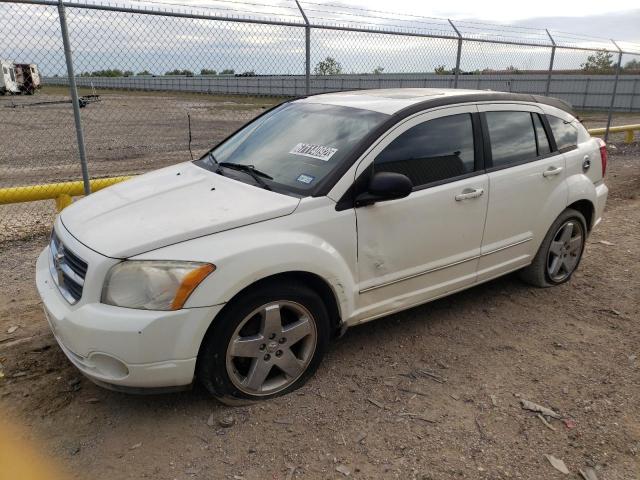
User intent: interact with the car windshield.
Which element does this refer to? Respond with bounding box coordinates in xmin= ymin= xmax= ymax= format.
xmin=195 ymin=102 xmax=389 ymax=194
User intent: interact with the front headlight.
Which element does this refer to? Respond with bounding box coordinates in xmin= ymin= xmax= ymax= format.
xmin=102 ymin=261 xmax=215 ymax=310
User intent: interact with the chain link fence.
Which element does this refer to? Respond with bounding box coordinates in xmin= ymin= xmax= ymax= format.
xmin=1 ymin=0 xmax=639 ymax=244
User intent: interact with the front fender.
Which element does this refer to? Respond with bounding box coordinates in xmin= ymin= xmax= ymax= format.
xmin=135 ymin=223 xmax=357 ymax=320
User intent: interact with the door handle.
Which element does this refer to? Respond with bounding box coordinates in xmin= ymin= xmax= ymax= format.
xmin=455 ymin=187 xmax=484 ymax=201
xmin=542 ymin=166 xmax=563 ymax=177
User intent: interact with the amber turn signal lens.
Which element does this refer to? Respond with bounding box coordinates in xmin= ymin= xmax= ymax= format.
xmin=170 ymin=264 xmax=216 ymax=310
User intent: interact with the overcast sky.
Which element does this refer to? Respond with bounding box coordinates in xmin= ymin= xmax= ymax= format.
xmin=317 ymin=1 xmax=640 ymax=46
xmin=344 ymin=0 xmax=639 ymax=41
xmin=143 ymin=0 xmax=640 ymax=45
xmin=358 ymin=0 xmax=634 ymax=21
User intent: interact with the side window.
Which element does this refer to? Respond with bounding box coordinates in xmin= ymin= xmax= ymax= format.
xmin=9 ymin=68 xmax=15 ymax=82
xmin=547 ymin=115 xmax=578 ymax=151
xmin=374 ymin=113 xmax=475 ymax=188
xmin=485 ymin=111 xmax=537 ymax=168
xmin=532 ymin=113 xmax=551 ymax=156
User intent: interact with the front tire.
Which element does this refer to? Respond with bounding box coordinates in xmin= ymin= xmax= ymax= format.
xmin=197 ymin=282 xmax=330 ymax=403
xmin=519 ymin=208 xmax=587 ymax=288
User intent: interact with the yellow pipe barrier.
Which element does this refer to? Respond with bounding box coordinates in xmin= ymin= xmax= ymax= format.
xmin=0 ymin=176 xmax=132 ymax=212
xmin=588 ymin=124 xmax=640 ymax=144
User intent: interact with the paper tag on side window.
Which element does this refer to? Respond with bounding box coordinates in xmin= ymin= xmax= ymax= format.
xmin=289 ymin=143 xmax=338 ymax=162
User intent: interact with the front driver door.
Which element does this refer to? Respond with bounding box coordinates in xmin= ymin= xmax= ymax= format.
xmin=352 ymin=105 xmax=489 ymax=322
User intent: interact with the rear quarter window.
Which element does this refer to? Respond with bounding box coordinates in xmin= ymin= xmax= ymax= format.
xmin=547 ymin=115 xmax=578 ymax=151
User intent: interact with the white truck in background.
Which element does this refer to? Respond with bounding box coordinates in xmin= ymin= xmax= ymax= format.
xmin=15 ymin=63 xmax=42 ymax=94
xmin=1 ymin=60 xmax=20 ymax=94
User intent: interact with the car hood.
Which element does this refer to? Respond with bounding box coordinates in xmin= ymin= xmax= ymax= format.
xmin=61 ymin=162 xmax=300 ymax=258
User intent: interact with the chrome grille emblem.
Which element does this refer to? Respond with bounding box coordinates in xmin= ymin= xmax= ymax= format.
xmin=49 ymin=231 xmax=88 ymax=304
xmin=54 ymin=247 xmax=65 ymax=286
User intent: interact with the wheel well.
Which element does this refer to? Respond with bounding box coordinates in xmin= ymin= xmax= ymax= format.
xmin=194 ymin=271 xmax=343 ymax=377
xmin=567 ymin=199 xmax=594 ymax=232
xmin=224 ymin=272 xmax=343 ymax=336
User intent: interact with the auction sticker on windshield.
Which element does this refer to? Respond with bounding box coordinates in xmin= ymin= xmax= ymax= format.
xmin=289 ymin=143 xmax=338 ymax=162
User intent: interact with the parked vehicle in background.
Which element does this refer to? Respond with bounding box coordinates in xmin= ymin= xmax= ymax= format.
xmin=15 ymin=63 xmax=41 ymax=94
xmin=0 ymin=59 xmax=20 ymax=94
xmin=35 ymin=89 xmax=608 ymax=403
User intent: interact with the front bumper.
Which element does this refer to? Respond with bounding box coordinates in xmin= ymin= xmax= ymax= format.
xmin=36 ymin=247 xmax=223 ymax=389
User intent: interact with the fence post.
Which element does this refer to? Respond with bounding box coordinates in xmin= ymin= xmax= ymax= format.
xmin=605 ymin=40 xmax=623 ymax=143
xmin=57 ymin=0 xmax=91 ymax=195
xmin=294 ymin=0 xmax=311 ymax=95
xmin=545 ymin=29 xmax=556 ymax=97
xmin=448 ymin=19 xmax=462 ymax=89
xmin=582 ymin=78 xmax=590 ymax=110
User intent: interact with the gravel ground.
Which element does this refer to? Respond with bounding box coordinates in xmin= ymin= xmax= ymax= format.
xmin=0 ymin=139 xmax=639 ymax=479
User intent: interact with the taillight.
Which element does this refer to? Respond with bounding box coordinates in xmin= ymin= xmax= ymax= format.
xmin=596 ymin=138 xmax=607 ymax=177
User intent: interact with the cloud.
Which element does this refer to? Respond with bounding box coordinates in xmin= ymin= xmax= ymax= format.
xmin=513 ymin=10 xmax=640 ymax=45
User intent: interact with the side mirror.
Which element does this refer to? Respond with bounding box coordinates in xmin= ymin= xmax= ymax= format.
xmin=355 ymin=171 xmax=413 ymax=207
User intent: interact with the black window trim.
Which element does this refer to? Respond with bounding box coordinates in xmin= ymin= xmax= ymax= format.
xmin=480 ymin=111 xmax=564 ymax=173
xmin=532 ymin=113 xmax=546 ymax=157
xmin=540 ymin=113 xmax=558 ymax=151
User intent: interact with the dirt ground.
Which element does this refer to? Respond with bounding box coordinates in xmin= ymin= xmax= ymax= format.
xmin=0 ymin=86 xmax=279 ymax=183
xmin=1 ymin=132 xmax=639 ymax=478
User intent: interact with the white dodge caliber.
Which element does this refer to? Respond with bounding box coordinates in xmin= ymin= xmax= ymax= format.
xmin=36 ymin=89 xmax=609 ymax=402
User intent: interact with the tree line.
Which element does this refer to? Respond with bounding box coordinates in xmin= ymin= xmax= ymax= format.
xmin=78 ymin=68 xmax=239 ymax=77
xmin=432 ymin=51 xmax=640 ymax=75
xmin=74 ymin=53 xmax=640 ymax=78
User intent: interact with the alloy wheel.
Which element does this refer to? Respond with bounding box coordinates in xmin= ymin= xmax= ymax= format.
xmin=225 ymin=301 xmax=317 ymax=396
xmin=546 ymin=220 xmax=584 ymax=283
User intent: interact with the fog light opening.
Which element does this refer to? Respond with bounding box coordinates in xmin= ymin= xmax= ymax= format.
xmin=89 ymin=353 xmax=129 ymax=379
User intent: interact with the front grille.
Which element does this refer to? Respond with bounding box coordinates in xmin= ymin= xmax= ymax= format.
xmin=49 ymin=231 xmax=88 ymax=304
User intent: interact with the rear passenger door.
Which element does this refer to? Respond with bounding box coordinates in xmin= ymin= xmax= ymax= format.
xmin=477 ymin=104 xmax=568 ymax=282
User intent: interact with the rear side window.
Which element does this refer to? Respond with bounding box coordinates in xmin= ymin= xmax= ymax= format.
xmin=532 ymin=113 xmax=551 ymax=156
xmin=547 ymin=115 xmax=578 ymax=151
xmin=485 ymin=111 xmax=537 ymax=168
xmin=374 ymin=113 xmax=475 ymax=188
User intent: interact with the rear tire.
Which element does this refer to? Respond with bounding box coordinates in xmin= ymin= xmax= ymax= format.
xmin=518 ymin=208 xmax=587 ymax=288
xmin=197 ymin=282 xmax=330 ymax=404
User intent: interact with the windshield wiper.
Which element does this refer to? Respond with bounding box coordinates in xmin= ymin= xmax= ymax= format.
xmin=218 ymin=162 xmax=273 ymax=190
xmin=204 ymin=151 xmax=224 ymax=176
